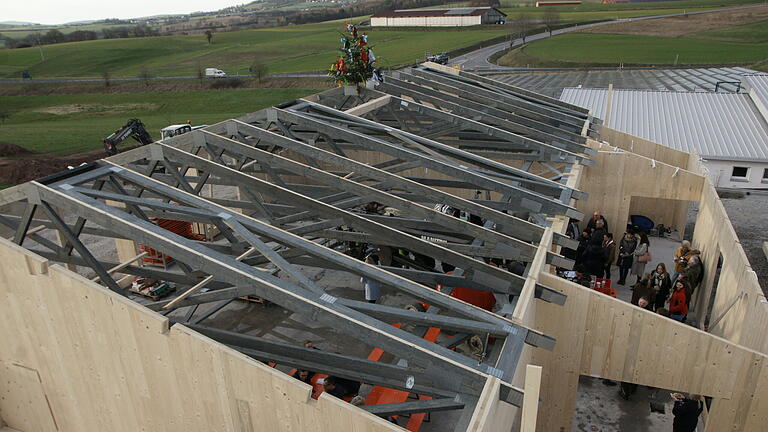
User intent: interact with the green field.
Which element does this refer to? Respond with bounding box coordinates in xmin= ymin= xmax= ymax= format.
xmin=522 ymin=32 xmax=767 ymax=65
xmin=695 ymin=18 xmax=768 ymax=43
xmin=0 ymin=88 xmax=318 ymax=154
xmin=0 ymin=18 xmax=509 ymax=79
xmin=499 ymin=9 xmax=768 ymax=68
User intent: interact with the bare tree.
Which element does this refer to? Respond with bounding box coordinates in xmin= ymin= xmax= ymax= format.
xmin=514 ymin=12 xmax=532 ymax=44
xmin=101 ymin=70 xmax=111 ymax=88
xmin=542 ymin=8 xmax=560 ymax=37
xmin=249 ymin=59 xmax=268 ymax=82
xmin=138 ymin=67 xmax=152 ymax=86
xmin=204 ymin=29 xmax=214 ymax=44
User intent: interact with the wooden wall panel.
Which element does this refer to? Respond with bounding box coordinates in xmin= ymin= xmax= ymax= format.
xmin=0 ymin=237 xmax=405 ymax=432
xmin=467 ymin=377 xmax=518 ymax=432
xmin=576 ymin=141 xmax=702 ymax=250
xmin=689 ymin=162 xmax=768 ymax=354
xmin=531 ymin=271 xmax=768 ymax=431
xmin=599 ymin=127 xmax=691 ymax=169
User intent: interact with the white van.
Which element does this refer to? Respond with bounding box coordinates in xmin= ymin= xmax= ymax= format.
xmin=205 ymin=68 xmax=227 ymax=78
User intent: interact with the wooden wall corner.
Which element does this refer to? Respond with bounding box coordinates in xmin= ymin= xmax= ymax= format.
xmin=23 ymin=255 xmax=48 ymax=276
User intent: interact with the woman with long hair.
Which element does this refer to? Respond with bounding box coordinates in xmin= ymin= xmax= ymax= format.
xmin=651 ymin=262 xmax=672 ymax=312
xmin=631 ymin=232 xmax=650 ymax=285
xmin=669 ymin=280 xmax=689 ymax=322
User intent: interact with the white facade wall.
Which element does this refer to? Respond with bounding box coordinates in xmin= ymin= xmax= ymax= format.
xmin=705 ymin=159 xmax=768 ymax=189
xmin=370 ymin=15 xmax=483 ymax=27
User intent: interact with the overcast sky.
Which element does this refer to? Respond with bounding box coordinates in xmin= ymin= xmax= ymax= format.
xmin=2 ymin=1 xmax=243 ymax=25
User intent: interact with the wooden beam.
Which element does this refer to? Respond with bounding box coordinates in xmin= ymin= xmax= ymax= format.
xmin=520 ymin=364 xmax=542 ymax=432
xmin=343 ymin=95 xmax=391 ymax=116
xmin=90 ymin=251 xmax=148 ymax=282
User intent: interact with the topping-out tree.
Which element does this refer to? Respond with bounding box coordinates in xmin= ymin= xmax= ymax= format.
xmin=328 ymin=24 xmax=381 ymax=91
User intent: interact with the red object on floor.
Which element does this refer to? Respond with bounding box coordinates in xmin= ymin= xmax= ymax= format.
xmin=448 ymin=286 xmax=496 ymax=311
xmin=364 ymin=326 xmax=440 ymax=431
xmin=437 ymin=271 xmax=496 ymax=312
xmin=138 ymin=218 xmax=202 ymax=267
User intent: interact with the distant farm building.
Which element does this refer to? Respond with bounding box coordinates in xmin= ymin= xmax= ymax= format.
xmin=370 ymin=7 xmax=506 ymax=27
xmin=536 ymin=1 xmax=582 ymax=6
xmin=602 ymin=0 xmax=680 ymax=3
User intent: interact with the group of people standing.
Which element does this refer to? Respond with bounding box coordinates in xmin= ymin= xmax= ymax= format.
xmin=570 ymin=213 xmax=705 ymax=323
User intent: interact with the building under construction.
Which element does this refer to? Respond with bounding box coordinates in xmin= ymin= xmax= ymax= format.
xmin=0 ymin=64 xmax=766 ymax=432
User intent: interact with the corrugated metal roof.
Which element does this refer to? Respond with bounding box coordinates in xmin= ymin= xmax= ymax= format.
xmin=493 ymin=67 xmax=756 ymax=98
xmin=744 ymin=74 xmax=768 ymax=110
xmin=560 ymin=88 xmax=768 ymax=162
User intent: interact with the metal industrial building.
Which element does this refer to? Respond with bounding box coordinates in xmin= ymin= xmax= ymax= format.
xmin=561 ymin=74 xmax=768 ymax=189
xmin=371 ymin=7 xmax=506 ymax=27
xmin=1 ymin=64 xmax=768 ymax=432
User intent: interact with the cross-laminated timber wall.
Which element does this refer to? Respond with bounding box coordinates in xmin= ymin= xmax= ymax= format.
xmin=0 ymin=236 xmax=518 ymax=432
xmin=514 ymin=132 xmax=768 ymax=432
xmin=0 ymin=238 xmax=406 ymax=432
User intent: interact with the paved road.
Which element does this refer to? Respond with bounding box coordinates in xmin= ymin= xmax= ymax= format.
xmin=452 ymin=3 xmax=766 ymax=71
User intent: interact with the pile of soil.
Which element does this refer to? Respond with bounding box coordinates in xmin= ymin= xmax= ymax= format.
xmin=0 ymin=147 xmax=105 ymax=185
xmin=0 ymin=142 xmax=32 ymax=157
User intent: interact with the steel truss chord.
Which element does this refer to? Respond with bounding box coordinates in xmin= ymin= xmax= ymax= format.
xmin=115 ymin=149 xmax=530 ymax=303
xmin=408 ymin=67 xmax=586 ymax=132
xmin=361 ymin=398 xmax=465 ymax=417
xmin=379 ymin=75 xmax=590 ymax=149
xmin=270 ymin=107 xmax=583 ymax=219
xmin=359 ymin=85 xmax=592 ymax=163
xmin=223 ymin=119 xmax=563 ymax=245
xmin=300 ymin=98 xmax=587 ymax=201
xmin=35 ymin=182 xmax=496 ymax=394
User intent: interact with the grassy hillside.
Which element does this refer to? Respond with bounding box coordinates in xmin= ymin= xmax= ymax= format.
xmin=0 ymin=88 xmax=319 ymax=154
xmin=0 ymin=18 xmax=509 ymax=79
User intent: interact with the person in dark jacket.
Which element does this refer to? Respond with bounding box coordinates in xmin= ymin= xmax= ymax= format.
xmin=582 ymin=237 xmax=606 ymax=277
xmin=617 ymin=231 xmax=637 ymax=285
xmin=630 ymin=274 xmax=655 ymax=310
xmin=563 ymin=219 xmax=580 ymax=260
xmin=651 ymin=263 xmax=672 ymax=312
xmin=672 ymin=393 xmax=703 ymax=432
xmin=575 ymin=230 xmax=591 ymax=271
xmin=602 ymin=233 xmax=616 ymax=280
xmin=590 ymin=219 xmax=606 ymax=245
xmin=586 ymin=211 xmax=608 ymax=233
xmin=291 ymin=369 xmax=313 ymax=385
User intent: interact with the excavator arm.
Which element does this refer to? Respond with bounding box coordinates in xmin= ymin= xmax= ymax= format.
xmin=103 ymin=119 xmax=153 ymax=156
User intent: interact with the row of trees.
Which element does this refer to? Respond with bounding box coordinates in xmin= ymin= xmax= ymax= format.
xmin=509 ymin=9 xmax=560 ymax=42
xmin=2 ymin=24 xmax=160 ymax=49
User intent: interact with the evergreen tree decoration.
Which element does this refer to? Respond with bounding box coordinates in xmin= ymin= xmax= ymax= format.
xmin=328 ymin=24 xmax=381 ymax=89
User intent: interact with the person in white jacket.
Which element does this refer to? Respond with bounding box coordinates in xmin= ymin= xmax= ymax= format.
xmin=631 ymin=232 xmax=650 ymax=285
